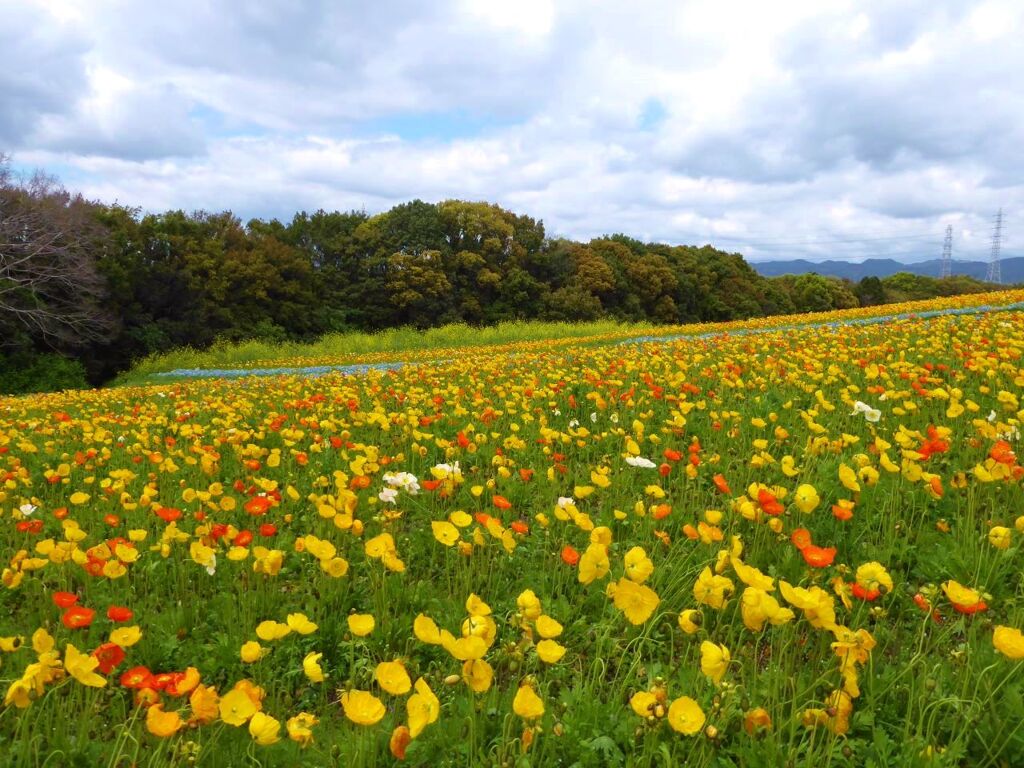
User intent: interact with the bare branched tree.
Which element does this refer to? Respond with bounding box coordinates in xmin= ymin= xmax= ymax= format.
xmin=0 ymin=153 xmax=112 ymax=346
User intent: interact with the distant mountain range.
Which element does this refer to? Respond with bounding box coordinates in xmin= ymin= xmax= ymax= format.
xmin=749 ymin=257 xmax=1024 ymax=283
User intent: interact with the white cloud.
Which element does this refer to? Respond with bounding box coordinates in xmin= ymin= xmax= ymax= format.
xmin=2 ymin=0 xmax=1022 ymax=261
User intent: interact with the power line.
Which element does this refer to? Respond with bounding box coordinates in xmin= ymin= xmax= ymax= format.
xmin=700 ymin=232 xmax=938 ymax=246
xmin=745 ymin=247 xmax=944 ymax=261
xmin=987 ymin=209 xmax=1003 ymax=284
xmin=940 ymin=225 xmax=953 ymax=278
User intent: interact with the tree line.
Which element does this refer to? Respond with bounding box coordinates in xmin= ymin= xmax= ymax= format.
xmin=0 ymin=156 xmax=1006 ymax=393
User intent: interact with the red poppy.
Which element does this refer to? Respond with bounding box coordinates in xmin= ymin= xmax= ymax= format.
xmin=210 ymin=523 xmax=229 ymax=539
xmin=663 ymin=448 xmax=683 ymax=462
xmin=92 ymin=642 xmax=125 ymax=674
xmin=757 ymin=488 xmax=784 ymax=516
xmin=851 ymin=583 xmax=880 ymax=602
xmin=150 ymin=672 xmax=178 ymax=691
xmin=510 ymin=520 xmax=529 ymax=535
xmin=233 ymin=530 xmax=254 ymax=547
xmin=421 ymin=479 xmax=442 ymax=491
xmin=155 ymin=506 xmax=182 ymax=523
xmin=120 ymin=665 xmax=154 ymax=689
xmin=258 ymin=523 xmax=277 ymax=537
xmin=519 ymin=468 xmax=534 ymax=482
xmin=658 ymin=463 xmax=672 ymax=477
xmin=61 ymin=606 xmax=95 ymax=629
xmin=161 ymin=672 xmax=187 ymax=695
xmin=53 ymin=591 xmax=79 ymax=609
xmin=107 ymin=605 xmax=134 ymax=622
xmin=492 ymin=495 xmax=512 ymax=511
xmin=560 ymin=546 xmax=580 ymax=567
xmin=800 ymin=545 xmax=837 ymax=568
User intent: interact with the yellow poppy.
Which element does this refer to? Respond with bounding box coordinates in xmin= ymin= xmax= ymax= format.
xmin=340 ymin=689 xmax=386 ymax=726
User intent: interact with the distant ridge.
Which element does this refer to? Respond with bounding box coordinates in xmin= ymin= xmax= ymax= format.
xmin=750 ymin=257 xmax=1024 ymax=283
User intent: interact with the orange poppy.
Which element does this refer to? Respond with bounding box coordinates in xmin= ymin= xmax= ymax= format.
xmin=350 ymin=475 xmax=372 ymax=490
xmin=492 ymin=495 xmax=512 ymax=511
xmin=713 ymin=474 xmax=731 ymax=494
xmin=790 ymin=528 xmax=812 ymax=550
xmin=561 ymin=546 xmax=580 ymax=566
xmin=244 ymin=496 xmax=273 ymax=516
xmin=832 ymin=504 xmax=854 ymax=521
xmin=800 ymin=545 xmax=837 ymax=568
xmin=390 ymin=725 xmax=412 ymax=760
xmin=950 ymin=599 xmax=987 ymax=615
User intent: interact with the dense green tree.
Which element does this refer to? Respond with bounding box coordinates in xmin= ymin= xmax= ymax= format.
xmin=1 ymin=162 xmax=1013 ymax=394
xmin=855 ymin=276 xmax=887 ymax=306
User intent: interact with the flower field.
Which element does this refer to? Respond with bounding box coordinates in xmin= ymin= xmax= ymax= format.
xmin=3 ymin=292 xmax=1024 ymax=767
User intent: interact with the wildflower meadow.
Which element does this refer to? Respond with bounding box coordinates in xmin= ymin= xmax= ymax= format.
xmin=2 ymin=291 xmax=1024 ymax=767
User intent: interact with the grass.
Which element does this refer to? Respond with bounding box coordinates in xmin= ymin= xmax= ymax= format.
xmin=118 ymin=289 xmax=1024 ymax=385
xmin=118 ymin=320 xmax=653 ymax=383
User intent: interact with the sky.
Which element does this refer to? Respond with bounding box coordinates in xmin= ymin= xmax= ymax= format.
xmin=1 ymin=0 xmax=1021 ymax=262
